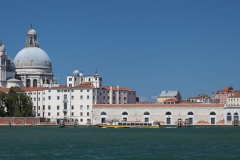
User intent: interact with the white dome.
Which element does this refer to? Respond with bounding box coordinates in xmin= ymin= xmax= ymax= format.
xmin=28 ymin=29 xmax=36 ymax=35
xmin=13 ymin=47 xmax=52 ymax=68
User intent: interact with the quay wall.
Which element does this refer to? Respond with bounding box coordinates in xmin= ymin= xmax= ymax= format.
xmin=0 ymin=117 xmax=40 ymax=126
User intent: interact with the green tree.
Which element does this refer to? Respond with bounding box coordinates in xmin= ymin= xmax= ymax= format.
xmin=4 ymin=87 xmax=33 ymax=117
xmin=0 ymin=91 xmax=7 ymax=116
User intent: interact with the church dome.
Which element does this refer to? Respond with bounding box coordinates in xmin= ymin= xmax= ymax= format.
xmin=14 ymin=47 xmax=52 ymax=68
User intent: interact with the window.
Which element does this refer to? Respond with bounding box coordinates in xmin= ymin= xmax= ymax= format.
xmin=72 ymin=105 xmax=74 ymax=110
xmin=227 ymin=113 xmax=232 ymax=121
xmin=38 ymin=98 xmax=40 ymax=101
xmin=80 ymin=112 xmax=83 ymax=116
xmin=57 ymin=112 xmax=59 ymax=116
xmin=144 ymin=117 xmax=149 ymax=122
xmin=103 ymin=96 xmax=105 ymax=100
xmin=71 ymin=112 xmax=74 ymax=116
xmin=80 ymin=90 xmax=83 ymax=92
xmin=64 ymin=94 xmax=67 ymax=99
xmin=48 ymin=106 xmax=51 ymax=110
xmin=57 ymin=96 xmax=60 ymax=100
xmin=48 ymin=90 xmax=51 ymax=92
xmin=101 ymin=112 xmax=107 ymax=115
xmin=57 ymin=106 xmax=59 ymax=110
xmin=124 ymin=97 xmax=126 ymax=101
xmin=48 ymin=112 xmax=50 ymax=116
xmin=87 ymin=90 xmax=89 ymax=92
xmin=188 ymin=112 xmax=194 ymax=115
xmin=48 ymin=96 xmax=51 ymax=100
xmin=80 ymin=105 xmax=83 ymax=110
xmin=69 ymin=84 xmax=72 ymax=87
xmin=80 ymin=119 xmax=83 ymax=122
xmin=69 ymin=78 xmax=72 ymax=81
xmin=57 ymin=90 xmax=60 ymax=92
xmin=122 ymin=112 xmax=128 ymax=115
xmin=34 ymin=98 xmax=36 ymax=101
xmin=166 ymin=112 xmax=171 ymax=115
xmin=80 ymin=95 xmax=83 ymax=99
xmin=210 ymin=112 xmax=216 ymax=115
xmin=87 ymin=112 xmax=89 ymax=116
xmin=71 ymin=96 xmax=74 ymax=100
xmin=87 ymin=96 xmax=89 ymax=99
xmin=87 ymin=105 xmax=89 ymax=110
xmin=144 ymin=111 xmax=150 ymax=115
xmin=43 ymin=105 xmax=45 ymax=110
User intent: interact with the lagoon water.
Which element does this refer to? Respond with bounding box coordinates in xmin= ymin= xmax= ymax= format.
xmin=0 ymin=126 xmax=240 ymax=160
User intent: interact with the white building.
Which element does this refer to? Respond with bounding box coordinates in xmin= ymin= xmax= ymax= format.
xmin=0 ymin=25 xmax=136 ymax=125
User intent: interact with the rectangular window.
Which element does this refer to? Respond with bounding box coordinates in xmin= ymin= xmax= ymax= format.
xmin=69 ymin=84 xmax=72 ymax=87
xmin=69 ymin=78 xmax=72 ymax=81
xmin=103 ymin=96 xmax=105 ymax=100
xmin=48 ymin=96 xmax=51 ymax=100
xmin=38 ymin=98 xmax=40 ymax=101
xmin=64 ymin=94 xmax=67 ymax=99
xmin=57 ymin=90 xmax=60 ymax=92
xmin=80 ymin=105 xmax=83 ymax=110
xmin=87 ymin=90 xmax=89 ymax=92
xmin=87 ymin=96 xmax=89 ymax=99
xmin=48 ymin=105 xmax=51 ymax=110
xmin=72 ymin=105 xmax=74 ymax=110
xmin=71 ymin=112 xmax=74 ymax=116
xmin=57 ymin=96 xmax=60 ymax=100
xmin=80 ymin=90 xmax=83 ymax=92
xmin=57 ymin=105 xmax=59 ymax=110
xmin=80 ymin=119 xmax=83 ymax=122
xmin=80 ymin=95 xmax=83 ymax=99
xmin=48 ymin=90 xmax=51 ymax=92
xmin=48 ymin=112 xmax=50 ymax=116
xmin=87 ymin=105 xmax=89 ymax=110
xmin=144 ymin=118 xmax=149 ymax=122
xmin=87 ymin=112 xmax=89 ymax=116
xmin=34 ymin=98 xmax=36 ymax=101
xmin=80 ymin=112 xmax=83 ymax=116
xmin=43 ymin=97 xmax=45 ymax=101
xmin=71 ymin=96 xmax=74 ymax=100
xmin=43 ymin=105 xmax=45 ymax=110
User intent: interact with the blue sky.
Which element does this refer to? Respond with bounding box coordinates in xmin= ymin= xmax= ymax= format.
xmin=1 ymin=0 xmax=240 ymax=101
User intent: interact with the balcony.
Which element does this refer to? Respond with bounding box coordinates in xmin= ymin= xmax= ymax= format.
xmin=63 ymin=109 xmax=68 ymax=113
xmin=62 ymin=99 xmax=68 ymax=103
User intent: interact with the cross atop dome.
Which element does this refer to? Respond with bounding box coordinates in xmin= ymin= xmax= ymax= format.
xmin=31 ymin=23 xmax=33 ymax=29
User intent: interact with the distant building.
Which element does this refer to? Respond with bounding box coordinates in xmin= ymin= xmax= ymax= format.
xmin=227 ymin=94 xmax=240 ymax=106
xmin=185 ymin=94 xmax=219 ymax=104
xmin=157 ymin=91 xmax=181 ymax=104
xmin=212 ymin=86 xmax=239 ymax=104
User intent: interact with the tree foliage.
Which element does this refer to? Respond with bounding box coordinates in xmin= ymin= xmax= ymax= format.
xmin=0 ymin=87 xmax=33 ymax=117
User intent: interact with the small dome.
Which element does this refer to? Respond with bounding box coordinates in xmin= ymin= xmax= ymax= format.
xmin=14 ymin=47 xmax=52 ymax=68
xmin=73 ymin=70 xmax=79 ymax=76
xmin=28 ymin=29 xmax=36 ymax=35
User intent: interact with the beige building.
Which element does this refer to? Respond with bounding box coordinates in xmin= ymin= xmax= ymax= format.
xmin=92 ymin=103 xmax=229 ymax=125
xmin=212 ymin=86 xmax=239 ymax=104
xmin=157 ymin=91 xmax=181 ymax=104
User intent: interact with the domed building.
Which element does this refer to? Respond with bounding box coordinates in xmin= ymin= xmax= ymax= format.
xmin=13 ymin=24 xmax=53 ymax=87
xmin=0 ymin=41 xmax=22 ymax=88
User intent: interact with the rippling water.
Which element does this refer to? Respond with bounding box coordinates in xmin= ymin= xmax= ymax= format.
xmin=0 ymin=126 xmax=239 ymax=159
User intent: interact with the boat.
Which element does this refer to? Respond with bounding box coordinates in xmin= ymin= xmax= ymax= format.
xmin=97 ymin=121 xmax=160 ymax=128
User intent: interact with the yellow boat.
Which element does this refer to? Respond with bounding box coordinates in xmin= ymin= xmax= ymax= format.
xmin=97 ymin=121 xmax=160 ymax=129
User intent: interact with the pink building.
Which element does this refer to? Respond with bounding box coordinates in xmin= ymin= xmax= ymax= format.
xmin=212 ymin=86 xmax=240 ymax=104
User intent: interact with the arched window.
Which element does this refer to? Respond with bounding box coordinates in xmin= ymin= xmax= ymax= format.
xmin=188 ymin=112 xmax=194 ymax=115
xmin=33 ymin=79 xmax=37 ymax=87
xmin=227 ymin=112 xmax=232 ymax=121
xmin=100 ymin=112 xmax=107 ymax=115
xmin=26 ymin=79 xmax=31 ymax=87
xmin=144 ymin=111 xmax=150 ymax=115
xmin=210 ymin=112 xmax=216 ymax=115
xmin=122 ymin=112 xmax=128 ymax=115
xmin=166 ymin=112 xmax=171 ymax=115
xmin=234 ymin=112 xmax=239 ymax=120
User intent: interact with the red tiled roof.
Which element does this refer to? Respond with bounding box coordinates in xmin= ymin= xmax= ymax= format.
xmin=163 ymin=98 xmax=177 ymax=102
xmin=74 ymin=82 xmax=94 ymax=89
